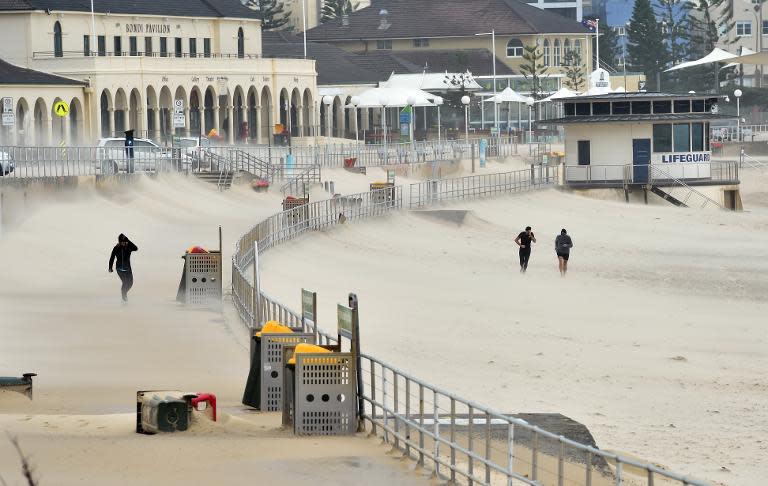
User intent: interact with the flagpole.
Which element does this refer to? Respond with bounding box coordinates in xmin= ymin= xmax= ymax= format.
xmin=595 ymin=18 xmax=600 ymax=71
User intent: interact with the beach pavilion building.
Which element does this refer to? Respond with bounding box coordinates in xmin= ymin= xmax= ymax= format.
xmin=540 ymin=92 xmax=742 ymax=209
xmin=0 ymin=0 xmax=318 ymax=146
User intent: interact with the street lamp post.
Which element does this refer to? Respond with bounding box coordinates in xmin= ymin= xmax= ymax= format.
xmin=526 ymin=96 xmax=535 ymax=144
xmin=435 ymin=96 xmax=443 ymax=143
xmin=734 ymin=88 xmax=743 ymax=165
xmin=475 ymin=30 xmax=498 ymax=131
xmin=461 ymin=95 xmax=471 ymax=144
xmin=406 ymin=95 xmax=417 ymax=145
xmin=380 ymin=97 xmax=389 ymax=164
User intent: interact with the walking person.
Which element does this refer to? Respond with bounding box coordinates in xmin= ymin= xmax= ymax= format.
xmin=514 ymin=226 xmax=536 ymax=273
xmin=109 ymin=233 xmax=138 ymax=302
xmin=555 ymin=229 xmax=573 ymax=277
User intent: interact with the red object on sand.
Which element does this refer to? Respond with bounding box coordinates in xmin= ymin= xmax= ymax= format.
xmin=344 ymin=157 xmax=357 ymax=168
xmin=191 ymin=393 xmax=217 ymax=421
xmin=188 ymin=246 xmax=208 ymax=254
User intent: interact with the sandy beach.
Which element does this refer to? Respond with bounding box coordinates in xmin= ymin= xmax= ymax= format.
xmin=259 ymin=167 xmax=768 ymax=486
xmin=0 ymin=173 xmax=426 ymax=485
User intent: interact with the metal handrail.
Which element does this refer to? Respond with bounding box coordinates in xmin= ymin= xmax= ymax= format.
xmin=648 ymin=165 xmax=726 ymax=209
xmin=229 ymin=170 xmax=712 ymax=486
xmin=280 ymin=164 xmax=321 ymax=196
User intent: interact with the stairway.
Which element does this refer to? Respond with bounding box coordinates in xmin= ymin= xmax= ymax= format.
xmin=649 ymin=186 xmax=687 ymax=207
xmin=194 ymin=171 xmax=233 ymax=190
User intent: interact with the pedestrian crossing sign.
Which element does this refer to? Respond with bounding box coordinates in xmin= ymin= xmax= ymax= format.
xmin=54 ymin=101 xmax=69 ymax=117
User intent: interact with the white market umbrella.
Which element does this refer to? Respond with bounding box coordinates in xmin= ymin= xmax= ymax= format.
xmin=483 ymin=86 xmax=529 ymax=103
xmin=345 ymin=87 xmax=436 ymax=108
xmin=665 ymin=48 xmax=737 ymax=72
xmin=537 ymin=87 xmax=578 ymax=103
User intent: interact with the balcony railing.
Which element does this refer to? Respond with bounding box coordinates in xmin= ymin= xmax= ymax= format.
xmin=33 ymin=50 xmax=272 ymax=60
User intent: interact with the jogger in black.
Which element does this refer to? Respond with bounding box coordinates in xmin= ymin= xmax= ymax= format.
xmin=109 ymin=234 xmax=138 ymax=302
xmin=514 ymin=226 xmax=536 ymax=273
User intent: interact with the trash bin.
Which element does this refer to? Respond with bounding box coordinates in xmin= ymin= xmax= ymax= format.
xmin=242 ymin=321 xmax=315 ymax=411
xmin=136 ymin=390 xmax=195 ymax=434
xmin=176 ymin=246 xmax=222 ymax=305
xmin=282 ymin=343 xmax=357 ymax=436
xmin=369 ymin=182 xmax=395 ymax=206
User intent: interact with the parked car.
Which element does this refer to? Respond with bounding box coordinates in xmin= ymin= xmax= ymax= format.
xmin=96 ymin=137 xmax=174 ymax=174
xmin=176 ymin=136 xmax=212 ymax=170
xmin=0 ymin=150 xmax=15 ymax=176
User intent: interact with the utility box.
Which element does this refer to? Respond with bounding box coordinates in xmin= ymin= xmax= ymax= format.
xmin=136 ymin=391 xmax=193 ymax=434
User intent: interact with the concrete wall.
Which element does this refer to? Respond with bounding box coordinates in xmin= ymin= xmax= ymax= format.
xmin=564 ymin=122 xmax=650 ymax=166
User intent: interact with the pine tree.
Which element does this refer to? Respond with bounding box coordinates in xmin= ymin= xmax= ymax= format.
xmin=656 ymin=0 xmax=692 ymax=91
xmin=598 ymin=25 xmax=621 ymax=70
xmin=627 ymin=0 xmax=668 ymax=90
xmin=688 ymin=0 xmax=734 ymax=92
xmin=562 ymin=50 xmax=585 ymax=91
xmin=244 ymin=0 xmax=291 ymax=30
xmin=519 ymin=44 xmax=548 ymax=100
xmin=321 ymin=0 xmax=355 ymax=22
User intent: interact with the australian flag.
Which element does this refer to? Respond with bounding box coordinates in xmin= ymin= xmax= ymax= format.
xmin=582 ymin=18 xmax=598 ymax=32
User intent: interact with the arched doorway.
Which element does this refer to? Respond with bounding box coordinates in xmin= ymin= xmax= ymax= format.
xmin=233 ymin=86 xmax=246 ymax=142
xmin=15 ymin=98 xmax=29 ymax=145
xmin=204 ymin=86 xmax=216 ymax=135
xmin=69 ymin=98 xmax=83 ymax=144
xmin=145 ymin=86 xmax=158 ymax=139
xmin=158 ymin=86 xmax=173 ymax=143
xmin=247 ymin=87 xmax=258 ymax=141
xmin=100 ymin=90 xmax=112 ymax=137
xmin=54 ymin=21 xmax=63 ymax=57
xmin=302 ymin=89 xmax=313 ymax=137
xmin=190 ymin=87 xmax=202 ymax=137
xmin=278 ymin=88 xmax=289 ymax=134
xmin=129 ymin=88 xmax=142 ymax=133
xmin=174 ymin=86 xmax=187 ymax=136
xmin=33 ymin=98 xmax=47 ymax=145
xmin=332 ymin=96 xmax=343 ymax=138
xmin=113 ymin=89 xmax=127 ymax=134
xmin=260 ymin=87 xmax=272 ymax=143
xmin=291 ymin=88 xmax=301 ymax=137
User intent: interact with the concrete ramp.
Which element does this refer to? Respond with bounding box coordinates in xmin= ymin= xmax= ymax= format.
xmin=410 ymin=209 xmax=471 ymax=226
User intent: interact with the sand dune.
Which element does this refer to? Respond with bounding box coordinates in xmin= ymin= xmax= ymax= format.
xmin=260 ymin=184 xmax=768 ymax=486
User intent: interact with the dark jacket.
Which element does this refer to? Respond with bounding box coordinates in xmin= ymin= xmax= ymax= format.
xmin=109 ymin=237 xmax=138 ymax=272
xmin=555 ymin=234 xmax=573 ymax=254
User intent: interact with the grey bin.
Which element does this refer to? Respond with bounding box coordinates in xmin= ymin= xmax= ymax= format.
xmin=177 ymin=251 xmax=222 ymax=305
xmin=241 ymin=329 xmax=314 ymax=411
xmin=282 ymin=347 xmax=357 ymax=436
xmin=136 ymin=391 xmax=192 ymax=434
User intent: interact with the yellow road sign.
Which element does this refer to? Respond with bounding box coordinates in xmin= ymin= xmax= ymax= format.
xmin=54 ymin=101 xmax=69 ymax=117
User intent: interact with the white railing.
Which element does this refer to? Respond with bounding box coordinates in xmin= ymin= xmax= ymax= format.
xmin=649 ymin=165 xmax=725 ymax=209
xmin=565 ymin=162 xmax=739 ymax=186
xmin=230 ymin=171 xmax=712 ymax=486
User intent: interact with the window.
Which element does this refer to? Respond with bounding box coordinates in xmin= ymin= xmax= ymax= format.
xmin=653 ymin=100 xmax=671 ymax=114
xmin=574 ymin=39 xmax=581 ymax=57
xmin=564 ymin=102 xmax=576 ymax=116
xmin=614 ymin=26 xmax=626 ymax=36
xmin=160 ymin=37 xmax=168 ymax=57
xmin=691 ymin=123 xmax=704 ymax=151
xmin=737 ymin=21 xmax=752 ymax=37
xmin=237 ymin=27 xmax=244 ymax=58
xmin=83 ymin=35 xmax=90 ymax=56
xmin=564 ymin=38 xmax=571 ymax=54
xmin=691 ymin=99 xmax=705 ymax=112
xmin=554 ymin=39 xmax=561 ymax=66
xmin=98 ymin=35 xmax=106 ymax=56
xmin=413 ymin=38 xmax=429 ymax=47
xmin=376 ymin=39 xmax=392 ymax=50
xmin=673 ymin=123 xmax=691 ymax=151
xmin=575 ymin=103 xmax=591 ymax=115
xmin=204 ymin=38 xmax=211 ymax=57
xmin=145 ymin=37 xmax=153 ymax=56
xmin=592 ymin=102 xmax=611 ymax=115
xmin=653 ymin=124 xmax=673 ymax=152
xmin=631 ymin=101 xmax=651 ymax=114
xmin=54 ymin=21 xmax=63 ymax=57
xmin=612 ymin=101 xmax=630 ymax=115
xmin=129 ymin=36 xmax=138 ymax=56
xmin=506 ymin=38 xmax=523 ymax=57
xmin=175 ymin=37 xmax=183 ymax=57
xmin=114 ymin=36 xmax=122 ymax=56
xmin=673 ymin=99 xmax=691 ymax=113
xmin=763 ymin=20 xmax=768 ymax=35
xmin=190 ymin=38 xmax=197 ymax=58
xmin=543 ymin=39 xmax=550 ymax=66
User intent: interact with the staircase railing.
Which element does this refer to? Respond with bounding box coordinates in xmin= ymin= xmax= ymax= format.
xmin=229 ymin=149 xmax=277 ymax=181
xmin=280 ymin=164 xmax=321 ymax=196
xmin=648 ymin=165 xmax=725 ymax=209
xmin=741 ymin=152 xmax=768 ymax=171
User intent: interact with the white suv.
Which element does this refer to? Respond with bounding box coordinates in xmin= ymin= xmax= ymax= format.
xmin=96 ymin=138 xmax=174 ymax=174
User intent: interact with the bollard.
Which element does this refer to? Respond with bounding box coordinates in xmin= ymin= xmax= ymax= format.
xmin=471 ymin=141 xmax=476 ymax=173
xmin=329 ymin=181 xmax=335 ymax=195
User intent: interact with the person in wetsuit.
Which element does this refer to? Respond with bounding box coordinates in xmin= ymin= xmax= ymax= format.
xmin=514 ymin=226 xmax=536 ymax=273
xmin=109 ymin=234 xmax=138 ymax=302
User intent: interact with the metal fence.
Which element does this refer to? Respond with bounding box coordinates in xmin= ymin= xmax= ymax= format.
xmin=565 ymin=162 xmax=739 ymax=187
xmin=410 ymin=166 xmax=558 ymax=209
xmin=230 ymin=171 xmax=711 ymax=486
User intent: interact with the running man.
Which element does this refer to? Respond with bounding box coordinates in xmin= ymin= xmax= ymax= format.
xmin=109 ymin=233 xmax=138 ymax=302
xmin=514 ymin=226 xmax=536 ymax=273
xmin=555 ymin=229 xmax=574 ymax=276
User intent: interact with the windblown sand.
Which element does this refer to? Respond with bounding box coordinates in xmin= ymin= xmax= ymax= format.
xmin=0 ymin=173 xmax=427 ymax=485
xmin=260 ymin=168 xmax=768 ymax=486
